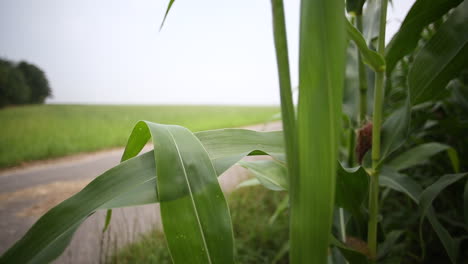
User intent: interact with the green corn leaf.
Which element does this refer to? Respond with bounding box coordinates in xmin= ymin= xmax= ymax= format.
xmin=408 ymin=1 xmax=468 ymax=105
xmin=346 ymin=0 xmax=366 ymax=16
xmin=419 ymin=173 xmax=468 ymax=229
xmin=464 ymin=180 xmax=468 ymax=225
xmin=102 ymin=209 xmax=112 ymax=232
xmin=345 ymin=18 xmax=386 ymax=72
xmin=379 ymin=166 xmax=467 ymax=263
xmin=419 ymin=173 xmax=468 ymax=263
xmin=270 ymin=0 xmax=298 ymax=192
xmin=160 ymin=0 xmax=175 ymax=30
xmin=196 ymin=128 xmax=285 ymax=174
xmin=233 ymin=162 xmax=378 ymax=262
xmin=99 ymin=173 xmax=158 ymax=209
xmin=0 ymin=151 xmax=157 ymax=263
xmin=385 ymin=0 xmax=463 ymax=74
xmin=336 ymin=164 xmax=369 ymax=221
xmin=294 ymin=0 xmax=346 ymax=262
xmin=237 ymin=160 xmax=369 ymax=224
xmin=387 ymin=142 xmax=460 ymax=172
xmin=120 ymin=121 xmax=152 ymax=161
xmin=236 ymin=159 xmax=369 ymax=222
xmin=361 ymin=92 xmax=411 ymax=168
xmin=104 ymin=121 xmax=153 ymax=231
xmin=105 ymin=129 xmax=284 ymax=209
xmin=122 ymin=121 xmax=235 ymax=263
xmin=424 ymin=207 xmax=459 ymax=264
xmin=379 ymin=166 xmax=422 ymax=203
xmin=269 ymin=195 xmax=289 ymax=225
xmin=377 ymin=230 xmax=404 ymax=260
xmin=0 ymin=128 xmax=284 ymax=263
xmin=236 ymin=178 xmax=261 ymax=189
xmin=238 ymin=160 xmax=288 ymax=191
xmin=378 ymin=95 xmax=411 ymax=165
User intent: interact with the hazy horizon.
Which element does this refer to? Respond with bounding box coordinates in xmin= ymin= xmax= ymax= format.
xmin=1 ymin=0 xmax=415 ymax=105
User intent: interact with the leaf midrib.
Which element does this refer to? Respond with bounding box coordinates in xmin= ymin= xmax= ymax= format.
xmin=164 ymin=127 xmax=213 ymax=263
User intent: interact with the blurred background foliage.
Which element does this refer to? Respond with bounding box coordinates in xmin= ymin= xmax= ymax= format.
xmin=0 ymin=58 xmax=52 ymax=107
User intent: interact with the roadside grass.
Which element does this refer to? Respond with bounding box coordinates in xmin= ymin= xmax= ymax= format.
xmin=0 ymin=104 xmax=279 ymax=168
xmin=110 ymin=186 xmax=289 ymax=264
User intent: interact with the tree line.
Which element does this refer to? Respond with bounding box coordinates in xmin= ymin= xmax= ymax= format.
xmin=0 ymin=58 xmax=52 ymax=107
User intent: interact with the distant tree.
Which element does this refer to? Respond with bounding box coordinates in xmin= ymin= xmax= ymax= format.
xmin=17 ymin=61 xmax=52 ymax=104
xmin=0 ymin=58 xmax=30 ymax=106
xmin=0 ymin=59 xmax=10 ymax=107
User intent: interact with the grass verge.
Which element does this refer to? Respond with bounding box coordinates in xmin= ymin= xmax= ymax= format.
xmin=110 ymin=186 xmax=289 ymax=263
xmin=0 ymin=104 xmax=278 ymax=168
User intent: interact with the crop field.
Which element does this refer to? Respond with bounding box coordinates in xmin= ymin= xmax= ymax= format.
xmin=0 ymin=104 xmax=279 ymax=168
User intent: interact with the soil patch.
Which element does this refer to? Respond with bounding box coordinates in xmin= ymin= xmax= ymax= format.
xmin=0 ymin=179 xmax=92 ymax=217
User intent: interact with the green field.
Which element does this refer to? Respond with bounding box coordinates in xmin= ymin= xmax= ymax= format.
xmin=0 ymin=104 xmax=279 ymax=168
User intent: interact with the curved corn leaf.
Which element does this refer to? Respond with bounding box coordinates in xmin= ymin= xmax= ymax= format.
xmin=238 ymin=160 xmax=288 ymax=191
xmin=103 ymin=121 xmax=153 ymax=231
xmin=346 ymin=18 xmax=386 ymax=72
xmin=419 ymin=173 xmax=467 ymax=263
xmin=336 ymin=164 xmax=369 ymax=221
xmin=99 ymin=176 xmax=158 ymax=209
xmin=237 ymin=160 xmax=370 ymax=223
xmin=387 ymin=142 xmax=460 ymax=172
xmin=377 ymin=230 xmax=404 ymax=260
xmin=236 ymin=178 xmax=261 ymax=189
xmin=378 ymin=95 xmax=411 ymax=165
xmin=196 ymin=129 xmax=285 ymax=174
xmin=0 ymin=151 xmax=157 ymax=263
xmin=122 ymin=121 xmax=234 ymax=263
xmin=160 ymin=0 xmax=175 ymax=30
xmin=385 ymin=0 xmax=463 ymax=74
xmin=104 ymin=129 xmax=284 ymax=211
xmin=105 ymin=129 xmax=284 ymax=209
xmin=419 ymin=173 xmax=468 ymax=229
xmin=408 ymin=1 xmax=468 ymax=105
xmin=0 ymin=128 xmax=284 ymax=263
xmin=294 ymin=0 xmax=346 ymax=262
xmin=424 ymin=207 xmax=459 ymax=263
xmin=380 ymin=167 xmax=467 ymax=263
xmin=230 ymin=140 xmax=366 ymax=261
xmin=269 ymin=195 xmax=289 ymax=225
xmin=379 ymin=166 xmax=422 ymax=203
xmin=102 ymin=209 xmax=112 ymax=232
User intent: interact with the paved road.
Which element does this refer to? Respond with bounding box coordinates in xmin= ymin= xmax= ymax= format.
xmin=0 ymin=122 xmax=281 ymax=263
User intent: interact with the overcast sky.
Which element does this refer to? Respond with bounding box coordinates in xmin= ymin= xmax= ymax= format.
xmin=0 ymin=0 xmax=415 ymax=105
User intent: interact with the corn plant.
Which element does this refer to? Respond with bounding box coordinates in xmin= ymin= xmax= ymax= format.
xmin=1 ymin=0 xmax=467 ymax=263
